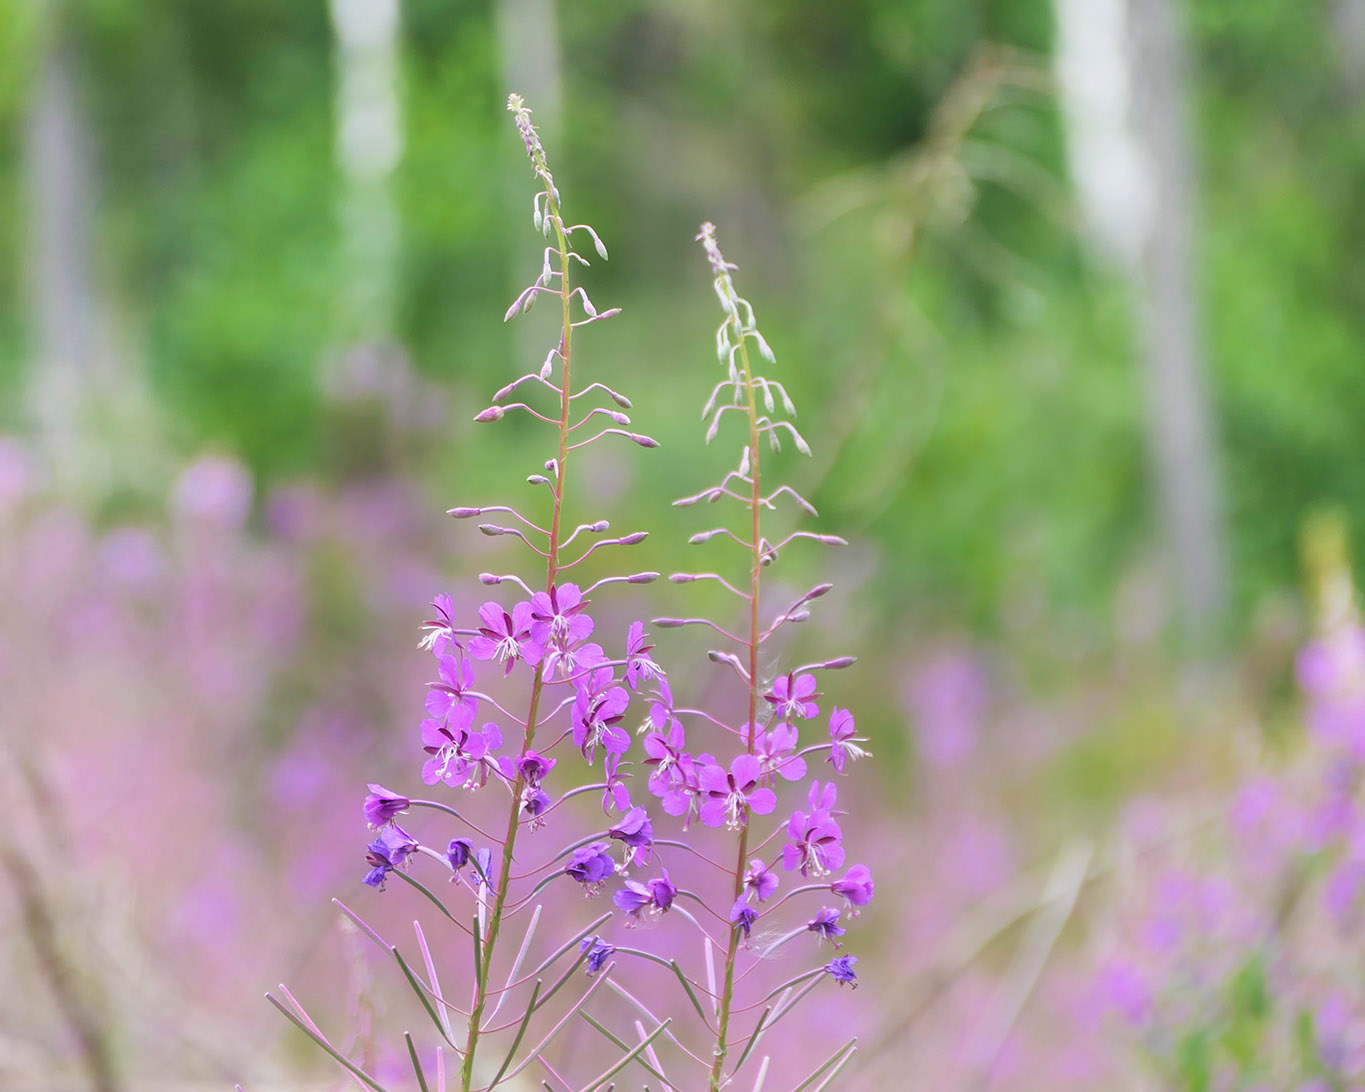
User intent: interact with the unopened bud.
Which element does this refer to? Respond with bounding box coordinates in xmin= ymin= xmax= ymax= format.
xmin=474 ymin=406 xmax=504 ymax=423
xmin=631 ymin=434 xmax=660 ymax=448
xmin=627 ymin=572 xmax=659 ymax=584
xmin=447 ymin=507 xmax=481 ymax=519
xmin=479 ymin=573 xmax=501 ymax=585
xmin=618 ymin=531 xmax=648 ymax=545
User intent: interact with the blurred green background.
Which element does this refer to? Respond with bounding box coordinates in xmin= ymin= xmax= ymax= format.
xmin=3 ymin=0 xmax=1360 ymax=652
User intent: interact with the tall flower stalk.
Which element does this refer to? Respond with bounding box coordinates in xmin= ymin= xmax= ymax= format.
xmin=270 ymin=103 xmax=874 ymax=1092
xmin=271 ymin=95 xmax=662 ymax=1092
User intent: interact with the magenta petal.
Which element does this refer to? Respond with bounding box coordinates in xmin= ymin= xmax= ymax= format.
xmin=420 ymin=718 xmax=449 ymax=749
xmin=778 ymin=756 xmax=808 ymax=781
xmin=699 ymin=798 xmax=727 ymax=827
xmin=730 ymin=753 xmax=762 ymax=787
xmin=698 ymin=763 xmax=730 ymax=795
xmin=426 ymin=690 xmax=454 ymax=718
xmin=748 ymin=788 xmax=777 ymax=815
xmin=477 ymin=601 xmax=505 ymax=631
xmin=467 ymin=636 xmax=498 ymax=661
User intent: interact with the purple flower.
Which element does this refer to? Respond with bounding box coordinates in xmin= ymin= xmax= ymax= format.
xmin=609 ymin=805 xmax=654 ymax=865
xmin=446 ymin=837 xmax=473 ymax=870
xmin=624 ymin=621 xmax=664 ymax=690
xmin=744 ymin=858 xmax=779 ymax=902
xmin=765 ymin=671 xmax=820 ymax=722
xmin=565 ymin=841 xmax=616 ymax=888
xmin=782 ymin=782 xmax=845 ymax=877
xmin=643 ymin=713 xmax=688 ymax=796
xmin=830 ymin=864 xmax=874 ymax=912
xmin=418 ymin=594 xmax=459 ymax=656
xmin=364 ymin=784 xmax=411 ymax=827
xmin=613 ymin=868 xmax=677 ymax=920
xmin=520 ymin=787 xmax=550 ymax=825
xmin=699 ymin=754 xmax=778 ymax=830
xmin=826 ymin=707 xmax=871 ymax=773
xmin=544 ymin=640 xmax=607 ymax=681
xmin=516 ymin=750 xmax=556 ymax=786
xmin=363 ymin=825 xmax=418 ymax=890
xmin=824 ymin=954 xmax=858 ymax=987
xmin=730 ymin=897 xmax=758 ymax=940
xmin=421 ymin=719 xmax=501 ymax=788
xmin=529 ymin=583 xmax=594 ymax=649
xmin=468 ymin=600 xmax=542 ymax=674
xmin=426 ymin=655 xmax=478 ymax=723
xmin=744 ymin=721 xmax=807 ymax=785
xmin=572 ymin=666 xmax=631 ymax=764
xmin=808 ymin=907 xmax=845 ymax=946
xmin=580 ymin=935 xmax=615 ymax=975
xmin=601 ymin=753 xmax=632 ymax=815
xmin=659 ymin=753 xmax=704 ymax=830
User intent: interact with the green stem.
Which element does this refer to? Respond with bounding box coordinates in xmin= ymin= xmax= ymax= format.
xmin=460 ymin=187 xmax=577 ymax=1092
xmin=708 ymin=324 xmax=765 ymax=1092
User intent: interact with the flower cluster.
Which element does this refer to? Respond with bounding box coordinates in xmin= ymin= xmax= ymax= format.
xmin=273 ymin=100 xmax=875 ymax=1092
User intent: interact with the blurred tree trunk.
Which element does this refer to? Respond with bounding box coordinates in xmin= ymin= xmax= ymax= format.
xmin=1333 ymin=0 xmax=1365 ymax=94
xmin=24 ymin=26 xmax=97 ymax=477
xmin=1055 ymin=0 xmax=1228 ymax=648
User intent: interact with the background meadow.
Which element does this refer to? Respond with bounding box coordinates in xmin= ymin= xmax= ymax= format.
xmin=3 ymin=1 xmax=1365 ymax=1089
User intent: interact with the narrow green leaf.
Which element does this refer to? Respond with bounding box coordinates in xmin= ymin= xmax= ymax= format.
xmin=731 ymin=1006 xmax=771 ymax=1073
xmin=472 ymin=914 xmax=484 ymax=981
xmin=669 ymin=959 xmax=710 ymax=1026
xmin=578 ymin=1012 xmax=669 ymax=1085
xmin=578 ymin=1019 xmax=672 ymax=1092
xmin=487 ymin=979 xmax=542 ymax=1090
xmin=789 ymin=1038 xmax=856 ymax=1092
xmin=266 ymin=993 xmax=391 ymax=1092
xmin=393 ymin=947 xmax=456 ymax=1048
xmin=393 ymin=871 xmax=457 ymax=923
xmin=529 ymin=912 xmax=613 ymax=979
xmin=406 ymin=1033 xmax=431 ymax=1092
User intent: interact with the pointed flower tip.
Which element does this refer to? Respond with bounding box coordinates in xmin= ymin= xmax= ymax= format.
xmin=448 ymin=507 xmax=480 ymax=518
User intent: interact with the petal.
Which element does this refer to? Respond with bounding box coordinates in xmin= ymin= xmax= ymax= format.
xmin=467 ymin=636 xmax=499 ymax=661
xmin=729 ymin=753 xmax=762 ymax=788
xmin=699 ymin=798 xmax=727 ymax=828
xmin=777 ymin=755 xmax=808 ymax=782
xmin=747 ymin=788 xmax=777 ymax=816
xmin=477 ymin=601 xmax=506 ymax=632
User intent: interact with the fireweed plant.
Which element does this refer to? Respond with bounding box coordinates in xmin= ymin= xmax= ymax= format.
xmin=269 ymin=96 xmax=874 ymax=1092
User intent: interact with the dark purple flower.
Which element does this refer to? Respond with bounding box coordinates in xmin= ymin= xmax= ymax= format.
xmin=363 ymin=824 xmax=418 ymax=890
xmin=516 ymin=750 xmax=556 ymax=786
xmin=426 ymin=655 xmax=478 ymax=723
xmin=830 ymin=864 xmax=874 ymax=912
xmin=824 ymin=954 xmax=858 ymax=987
xmin=565 ymin=841 xmax=616 ymax=888
xmin=529 ymin=583 xmax=594 ymax=649
xmin=609 ymin=806 xmax=654 ymax=866
xmin=446 ymin=837 xmax=473 ymax=870
xmin=613 ymin=867 xmax=677 ymax=920
xmin=699 ymin=754 xmax=777 ymax=830
xmin=468 ymin=600 xmax=542 ymax=674
xmin=765 ymin=671 xmax=820 ymax=722
xmin=827 ymin=707 xmax=871 ymax=773
xmin=808 ymin=907 xmax=845 ymax=946
xmin=730 ymin=897 xmax=758 ymax=940
xmin=364 ymin=783 xmax=411 ymax=827
xmin=744 ymin=858 xmax=779 ymax=903
xmin=418 ymin=594 xmax=459 ymax=656
xmin=624 ymin=621 xmax=664 ymax=690
xmin=580 ymin=935 xmax=615 ymax=975
xmin=520 ymin=787 xmax=550 ymax=824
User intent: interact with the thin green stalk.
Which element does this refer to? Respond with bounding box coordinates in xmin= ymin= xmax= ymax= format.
xmin=459 ymin=180 xmax=578 ymax=1092
xmin=708 ymin=323 xmax=765 ymax=1092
